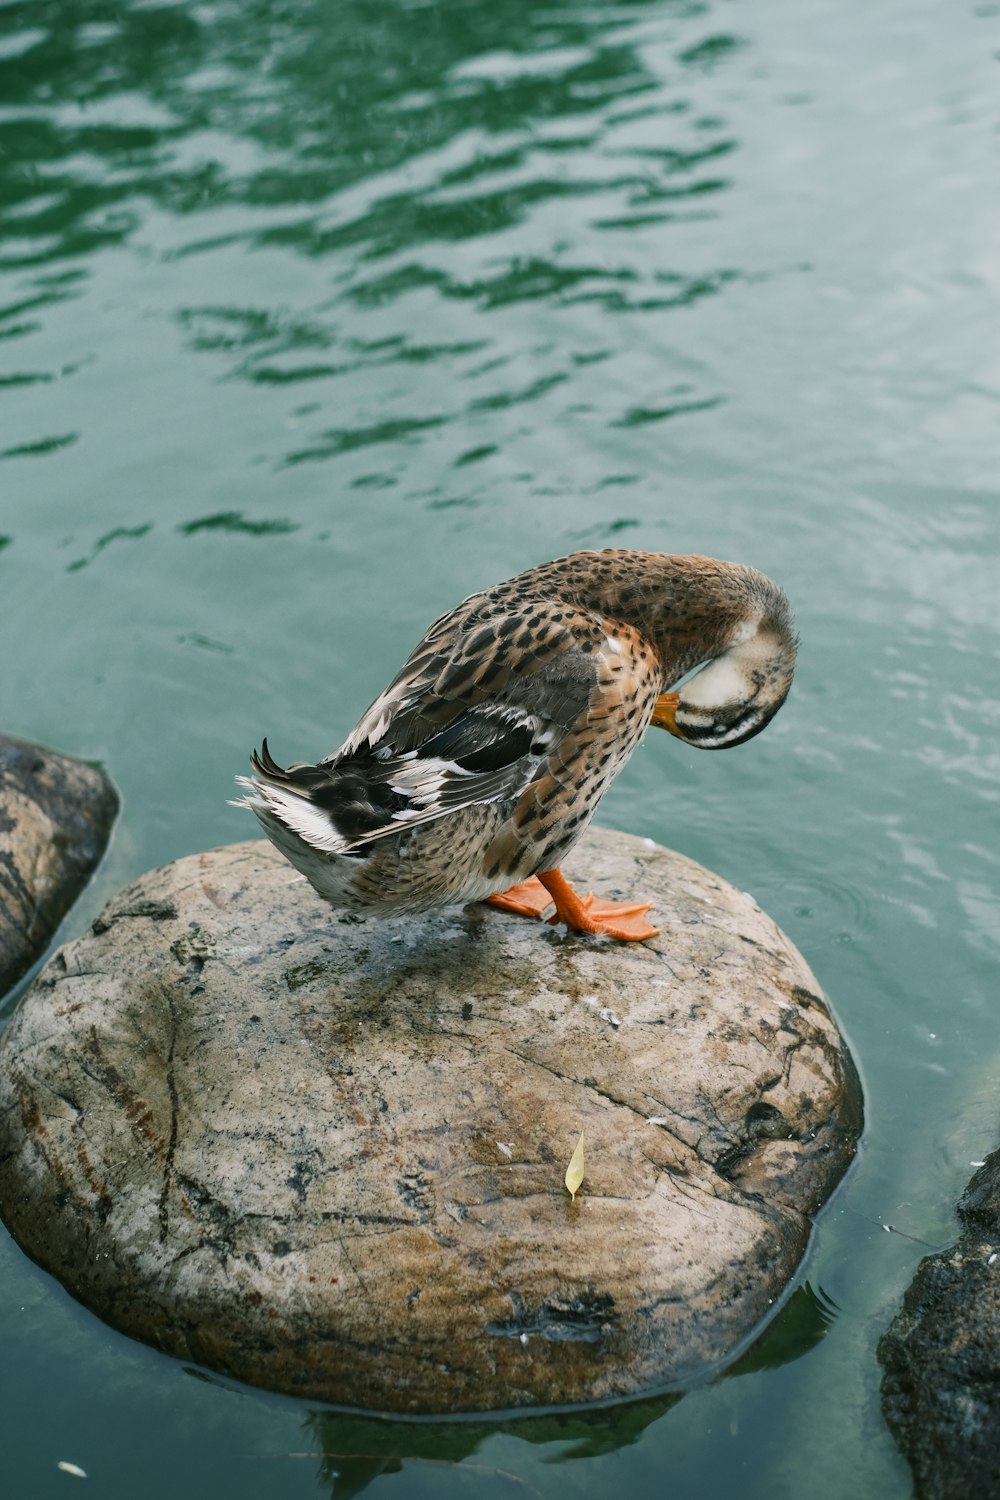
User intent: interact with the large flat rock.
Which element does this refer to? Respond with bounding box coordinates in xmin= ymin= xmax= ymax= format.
xmin=0 ymin=828 xmax=861 ymax=1413
xmin=0 ymin=734 xmax=118 ymax=1000
xmin=879 ymin=1153 xmax=1000 ymax=1500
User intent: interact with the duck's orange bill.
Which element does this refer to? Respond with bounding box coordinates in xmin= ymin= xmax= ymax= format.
xmin=651 ymin=691 xmax=682 ymax=736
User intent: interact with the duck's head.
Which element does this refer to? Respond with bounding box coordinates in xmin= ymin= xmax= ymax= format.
xmin=653 ymin=606 xmax=798 ymax=750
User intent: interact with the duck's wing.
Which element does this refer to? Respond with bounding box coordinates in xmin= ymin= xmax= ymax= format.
xmin=337 ymin=597 xmax=593 ymax=757
xmin=255 ymin=602 xmax=604 ymax=851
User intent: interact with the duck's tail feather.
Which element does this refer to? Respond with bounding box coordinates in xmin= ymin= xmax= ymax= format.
xmin=236 ymin=738 xmax=414 ymax=855
xmin=249 ymin=737 xmax=335 ymax=795
xmin=234 ymin=739 xmax=356 ymax=855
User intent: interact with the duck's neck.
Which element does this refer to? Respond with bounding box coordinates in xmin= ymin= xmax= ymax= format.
xmin=527 ymin=549 xmax=789 ymax=680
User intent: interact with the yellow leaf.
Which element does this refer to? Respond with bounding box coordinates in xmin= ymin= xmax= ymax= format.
xmin=565 ymin=1131 xmax=585 ymax=1201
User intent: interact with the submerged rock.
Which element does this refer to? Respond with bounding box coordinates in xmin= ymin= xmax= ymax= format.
xmin=879 ymin=1154 xmax=1000 ymax=1500
xmin=0 ymin=734 xmax=118 ymax=1000
xmin=0 ymin=828 xmax=861 ymax=1413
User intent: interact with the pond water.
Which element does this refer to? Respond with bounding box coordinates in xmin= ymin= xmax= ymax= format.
xmin=2 ymin=0 xmax=999 ymax=1495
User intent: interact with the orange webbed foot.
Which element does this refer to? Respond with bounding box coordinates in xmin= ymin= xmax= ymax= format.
xmin=485 ymin=876 xmax=555 ymax=919
xmin=488 ymin=869 xmax=658 ymax=942
xmin=554 ymin=889 xmax=660 ymax=941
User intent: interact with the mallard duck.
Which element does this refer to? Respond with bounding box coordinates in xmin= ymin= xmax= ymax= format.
xmin=235 ymin=549 xmax=796 ymax=941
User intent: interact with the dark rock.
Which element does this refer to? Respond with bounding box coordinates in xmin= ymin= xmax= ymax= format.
xmin=0 ymin=828 xmax=861 ymax=1413
xmin=879 ymin=1152 xmax=1000 ymax=1500
xmin=0 ymin=734 xmax=118 ymax=999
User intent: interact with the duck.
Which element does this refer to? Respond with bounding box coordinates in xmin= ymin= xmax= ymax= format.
xmin=235 ymin=548 xmax=797 ymax=942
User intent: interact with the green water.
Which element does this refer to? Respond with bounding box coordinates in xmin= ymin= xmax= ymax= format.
xmin=2 ymin=0 xmax=999 ymax=1493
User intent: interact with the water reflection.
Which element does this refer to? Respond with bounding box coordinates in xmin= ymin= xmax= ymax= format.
xmin=1 ymin=0 xmax=746 ymax=474
xmin=0 ymin=428 xmax=76 ymax=457
xmin=280 ymin=1281 xmax=838 ymax=1498
xmin=177 ymin=510 xmax=299 ymax=535
xmin=66 ymin=520 xmax=152 ymax=572
xmin=298 ymin=1397 xmax=676 ymax=1499
xmin=1 ymin=0 xmax=737 ymax=260
xmin=726 ymin=1281 xmax=840 ymax=1376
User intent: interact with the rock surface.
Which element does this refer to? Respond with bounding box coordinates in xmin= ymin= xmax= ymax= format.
xmin=0 ymin=734 xmax=119 ymax=1000
xmin=879 ymin=1152 xmax=1000 ymax=1500
xmin=0 ymin=828 xmax=861 ymax=1413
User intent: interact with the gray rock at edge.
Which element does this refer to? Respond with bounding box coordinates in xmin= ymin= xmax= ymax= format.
xmin=0 ymin=733 xmax=118 ymax=1000
xmin=879 ymin=1153 xmax=1000 ymax=1500
xmin=0 ymin=827 xmax=861 ymax=1413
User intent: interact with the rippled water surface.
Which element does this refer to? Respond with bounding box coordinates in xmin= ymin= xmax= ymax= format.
xmin=2 ymin=0 xmax=999 ymax=1495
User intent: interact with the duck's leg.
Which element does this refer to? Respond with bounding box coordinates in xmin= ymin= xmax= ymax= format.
xmin=487 ymin=869 xmax=658 ymax=941
xmin=536 ymin=868 xmax=659 ymax=941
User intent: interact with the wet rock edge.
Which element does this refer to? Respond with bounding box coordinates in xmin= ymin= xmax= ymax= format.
xmin=879 ymin=1151 xmax=1000 ymax=1500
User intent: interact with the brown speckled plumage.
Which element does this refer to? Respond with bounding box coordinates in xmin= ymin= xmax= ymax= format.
xmin=236 ymin=549 xmax=797 ymax=940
